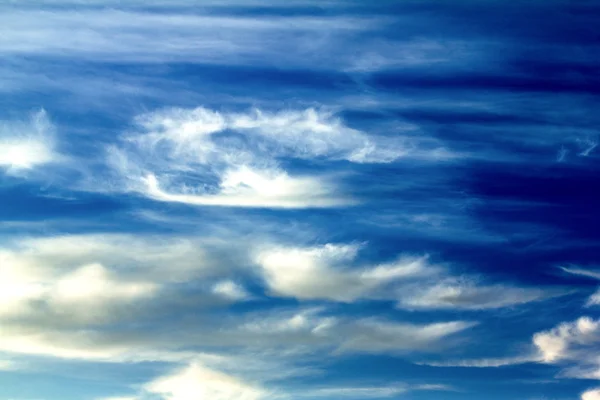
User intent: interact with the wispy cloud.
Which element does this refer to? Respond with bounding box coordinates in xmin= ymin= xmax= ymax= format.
xmin=560 ymin=266 xmax=600 ymax=281
xmin=0 ymin=8 xmax=382 ymax=67
xmin=101 ymin=106 xmax=446 ymax=208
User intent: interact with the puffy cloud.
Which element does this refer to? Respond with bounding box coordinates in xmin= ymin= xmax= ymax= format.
xmin=533 ymin=317 xmax=600 ymax=364
xmin=583 ymin=389 xmax=600 ymax=400
xmin=418 ymin=355 xmax=540 ymax=368
xmin=213 ymin=280 xmax=251 ymax=301
xmin=0 ymin=233 xmax=232 ymax=330
xmin=423 ymin=317 xmax=600 ymax=372
xmin=0 ymin=109 xmax=59 ymax=173
xmin=145 ymin=362 xmax=267 ymax=400
xmin=255 ymin=244 xmax=433 ymax=301
xmin=0 ymin=5 xmax=477 ymax=74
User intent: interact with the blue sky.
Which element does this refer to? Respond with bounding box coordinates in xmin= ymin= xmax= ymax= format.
xmin=0 ymin=1 xmax=599 ymax=399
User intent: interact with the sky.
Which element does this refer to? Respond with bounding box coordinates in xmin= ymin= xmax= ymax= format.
xmin=0 ymin=1 xmax=599 ymax=399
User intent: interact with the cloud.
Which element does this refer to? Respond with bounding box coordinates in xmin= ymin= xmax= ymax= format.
xmin=144 ymin=362 xmax=267 ymax=400
xmin=398 ymin=279 xmax=556 ymax=310
xmin=421 ymin=317 xmax=600 ymax=374
xmin=0 ymin=233 xmax=232 ymax=329
xmin=104 ymin=106 xmax=435 ymax=208
xmin=301 ymin=382 xmax=455 ymax=399
xmin=533 ymin=317 xmax=600 ymax=364
xmin=335 ymin=318 xmax=476 ymax=354
xmin=255 ymin=244 xmax=433 ymax=301
xmin=254 ymin=243 xmax=558 ymax=310
xmin=419 ymin=355 xmax=540 ymax=368
xmin=583 ymin=389 xmax=600 ymax=400
xmin=213 ymin=280 xmax=251 ymax=301
xmin=140 ymin=169 xmax=348 ymax=209
xmin=0 ymin=109 xmax=59 ymax=173
xmin=0 ymin=234 xmax=479 ymax=398
xmin=0 ymin=5 xmax=475 ymax=73
xmin=238 ymin=308 xmax=475 ymax=355
xmin=304 ymin=385 xmax=407 ymax=398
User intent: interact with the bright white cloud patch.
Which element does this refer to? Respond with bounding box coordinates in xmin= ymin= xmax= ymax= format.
xmin=0 ymin=234 xmax=216 ymax=327
xmin=0 ymin=109 xmax=58 ymax=172
xmin=145 ymin=363 xmax=266 ymax=400
xmin=533 ymin=317 xmax=600 ymax=365
xmin=213 ymin=280 xmax=250 ymax=301
xmin=141 ymin=168 xmax=347 ymax=209
xmin=583 ymin=388 xmax=600 ymax=400
xmin=255 ymin=244 xmax=433 ymax=301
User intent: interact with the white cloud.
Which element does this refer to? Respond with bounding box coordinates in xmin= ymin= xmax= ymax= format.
xmin=129 ymin=107 xmax=411 ymax=164
xmin=419 ymin=355 xmax=540 ymax=368
xmin=140 ymin=168 xmax=348 ymax=209
xmin=336 ymin=318 xmax=476 ymax=354
xmin=145 ymin=362 xmax=267 ymax=400
xmin=0 ymin=233 xmax=224 ymax=328
xmin=0 ymin=7 xmax=389 ymax=71
xmin=421 ymin=317 xmax=600 ymax=373
xmin=254 ymin=243 xmax=556 ymax=310
xmin=0 ymin=234 xmax=477 ymax=370
xmin=0 ymin=6 xmax=469 ymax=73
xmin=533 ymin=317 xmax=600 ymax=364
xmin=255 ymin=244 xmax=433 ymax=301
xmin=213 ymin=280 xmax=250 ymax=301
xmin=0 ymin=109 xmax=59 ymax=173
xmin=104 ymin=106 xmax=430 ymax=208
xmin=301 ymin=382 xmax=455 ymax=399
xmin=558 ymin=266 xmax=600 ymax=306
xmin=583 ymin=388 xmax=600 ymax=400
xmin=560 ymin=266 xmax=600 ymax=280
xmin=398 ymin=279 xmax=554 ymax=310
